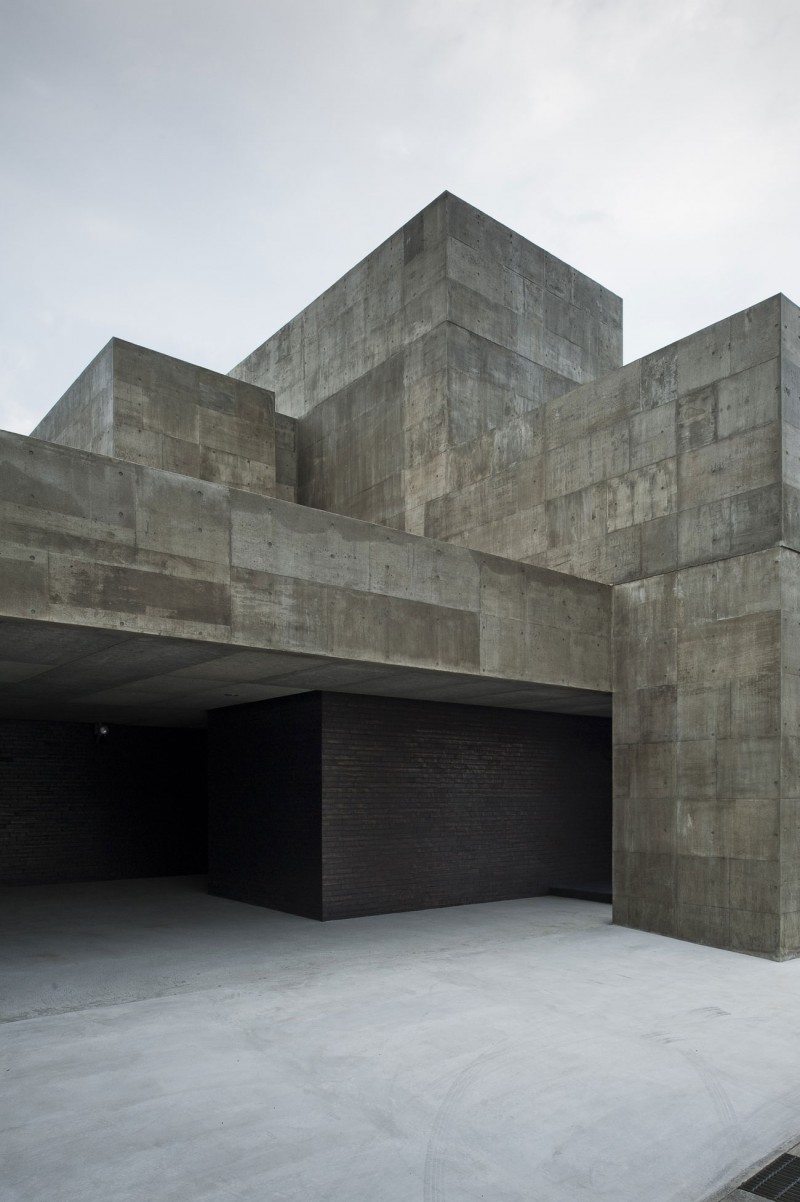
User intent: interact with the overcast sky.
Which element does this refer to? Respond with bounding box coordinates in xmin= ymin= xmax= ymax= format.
xmin=1 ymin=0 xmax=797 ymax=433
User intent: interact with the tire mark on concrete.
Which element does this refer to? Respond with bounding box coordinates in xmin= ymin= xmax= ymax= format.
xmin=680 ymin=1047 xmax=738 ymax=1127
xmin=422 ymin=1042 xmax=516 ymax=1202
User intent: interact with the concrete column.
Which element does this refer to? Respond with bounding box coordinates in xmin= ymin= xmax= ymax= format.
xmin=612 ymin=548 xmax=800 ymax=958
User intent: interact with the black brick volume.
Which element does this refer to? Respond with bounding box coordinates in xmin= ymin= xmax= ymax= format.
xmin=208 ymin=692 xmax=611 ymax=921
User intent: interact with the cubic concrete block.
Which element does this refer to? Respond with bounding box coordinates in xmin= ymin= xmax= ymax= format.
xmin=32 ymin=339 xmax=277 ymax=497
xmin=231 ymin=270 xmax=788 ymax=603
xmin=30 ymin=342 xmax=115 ymax=457
xmin=274 ymin=283 xmax=785 ymax=589
xmin=231 ymin=193 xmax=622 ymax=547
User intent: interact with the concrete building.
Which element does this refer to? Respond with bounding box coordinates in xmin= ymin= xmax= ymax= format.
xmin=2 ymin=191 xmax=798 ymax=959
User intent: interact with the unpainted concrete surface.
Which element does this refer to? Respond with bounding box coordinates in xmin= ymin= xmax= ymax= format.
xmin=32 ymin=339 xmax=279 ymax=498
xmin=231 ymin=192 xmax=623 ymax=421
xmin=11 ymin=189 xmax=800 ymax=961
xmin=0 ymin=615 xmax=611 ymax=727
xmin=0 ymin=428 xmax=612 ymax=719
xmin=232 ymin=192 xmax=625 ymax=542
xmin=612 ymin=547 xmax=798 ymax=958
xmin=3 ymin=878 xmax=800 ymax=1202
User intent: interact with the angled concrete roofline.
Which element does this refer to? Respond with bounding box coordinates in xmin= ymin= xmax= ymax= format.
xmin=228 ymin=188 xmax=624 ymax=377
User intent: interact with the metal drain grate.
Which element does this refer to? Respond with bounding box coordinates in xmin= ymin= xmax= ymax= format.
xmin=741 ymin=1153 xmax=800 ymax=1200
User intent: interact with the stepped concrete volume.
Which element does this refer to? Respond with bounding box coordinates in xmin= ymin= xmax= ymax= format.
xmin=2 ymin=191 xmax=799 ymax=956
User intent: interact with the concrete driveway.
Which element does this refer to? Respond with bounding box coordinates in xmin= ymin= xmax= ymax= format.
xmin=2 ymin=878 xmax=800 ymax=1202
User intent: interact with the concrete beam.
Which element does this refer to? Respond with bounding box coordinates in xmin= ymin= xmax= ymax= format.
xmin=0 ymin=429 xmax=611 ymax=724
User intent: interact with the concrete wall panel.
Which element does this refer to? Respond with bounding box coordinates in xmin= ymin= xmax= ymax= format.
xmin=430 ymin=302 xmax=782 ymax=583
xmin=612 ymin=548 xmax=800 ymax=958
xmin=32 ymin=340 xmax=277 ymax=498
xmin=31 ymin=343 xmax=114 ymax=457
xmin=0 ymin=430 xmax=612 ymax=699
xmin=287 ymin=296 xmax=770 ymax=588
xmin=230 ymin=193 xmax=621 ymax=545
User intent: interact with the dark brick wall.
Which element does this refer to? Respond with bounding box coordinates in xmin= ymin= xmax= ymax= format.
xmin=207 ymin=693 xmax=323 ymax=918
xmin=205 ymin=690 xmax=611 ymax=921
xmin=0 ymin=719 xmax=207 ymax=884
xmin=321 ymin=693 xmax=612 ymax=919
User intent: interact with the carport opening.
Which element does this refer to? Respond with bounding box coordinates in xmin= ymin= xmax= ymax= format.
xmin=1 ymin=696 xmax=612 ymax=918
xmin=206 ymin=691 xmax=613 ymax=921
xmin=0 ymin=718 xmax=208 ymax=886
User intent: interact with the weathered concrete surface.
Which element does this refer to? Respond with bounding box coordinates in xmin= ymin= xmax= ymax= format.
xmin=0 ymin=428 xmax=611 ymax=724
xmin=232 ymin=192 xmax=622 ymax=417
xmin=602 ymin=298 xmax=800 ymax=959
xmin=32 ymin=338 xmax=280 ymax=497
xmin=781 ymin=295 xmax=800 ymax=552
xmin=231 ymin=197 xmax=786 ymax=587
xmin=231 ymin=192 xmax=623 ymax=530
xmin=4 ymin=879 xmax=800 ymax=1202
xmin=427 ymin=296 xmax=783 ymax=581
xmin=0 ymin=615 xmax=610 ymax=727
xmin=613 ymin=547 xmax=800 ymax=960
xmin=29 ymin=341 xmax=115 ymax=457
xmin=15 ymin=191 xmax=800 ymax=959
xmin=274 ymin=411 xmax=297 ymax=502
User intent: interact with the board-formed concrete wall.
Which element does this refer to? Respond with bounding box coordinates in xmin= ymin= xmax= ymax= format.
xmin=228 ymin=248 xmax=799 ymax=958
xmin=229 ymin=197 xmax=785 ymax=593
xmin=230 ymin=192 xmax=623 ymax=531
xmin=32 ymin=339 xmax=279 ymax=498
xmin=608 ymin=301 xmax=800 ymax=959
xmin=0 ymin=428 xmax=611 ymax=696
xmin=428 ymin=298 xmax=783 ymax=582
xmin=232 ymin=193 xmax=623 ymax=417
xmin=613 ymin=551 xmax=781 ymax=952
xmin=781 ymin=295 xmax=800 ymax=551
xmin=14 ymin=190 xmax=800 ymax=957
xmin=281 ymin=295 xmax=781 ymax=583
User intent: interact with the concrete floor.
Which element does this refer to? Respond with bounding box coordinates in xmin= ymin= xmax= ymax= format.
xmin=3 ymin=880 xmax=800 ymax=1202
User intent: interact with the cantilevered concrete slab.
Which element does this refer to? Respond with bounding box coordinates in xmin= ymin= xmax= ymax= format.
xmin=0 ymin=427 xmax=611 ymax=726
xmin=0 ymin=615 xmax=610 ymax=727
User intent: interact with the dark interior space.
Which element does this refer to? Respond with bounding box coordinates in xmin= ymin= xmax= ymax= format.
xmin=2 ymin=693 xmax=612 ymax=911
xmin=0 ymin=718 xmax=208 ymax=884
xmin=208 ymin=691 xmax=612 ymax=920
xmin=208 ymin=692 xmax=323 ymax=918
